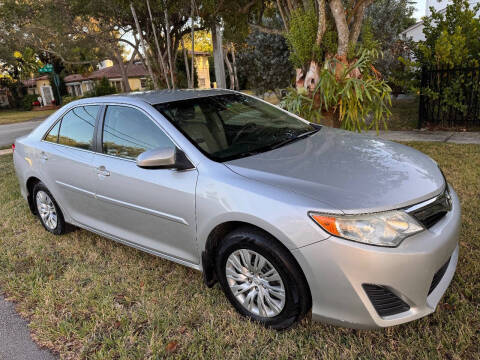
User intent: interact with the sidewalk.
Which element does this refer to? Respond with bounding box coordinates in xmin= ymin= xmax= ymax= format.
xmin=365 ymin=130 xmax=480 ymax=144
xmin=0 ymin=294 xmax=57 ymax=360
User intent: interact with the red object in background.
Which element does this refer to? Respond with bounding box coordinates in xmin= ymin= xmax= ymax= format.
xmin=32 ymin=101 xmax=40 ymax=106
xmin=12 ymin=143 xmax=15 ymax=152
xmin=51 ymin=99 xmax=56 ymax=104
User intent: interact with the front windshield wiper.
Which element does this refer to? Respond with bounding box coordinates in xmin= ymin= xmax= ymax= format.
xmin=269 ymin=129 xmax=319 ymax=150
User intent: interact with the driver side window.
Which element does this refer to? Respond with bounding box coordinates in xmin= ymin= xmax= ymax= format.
xmin=102 ymin=105 xmax=174 ymax=160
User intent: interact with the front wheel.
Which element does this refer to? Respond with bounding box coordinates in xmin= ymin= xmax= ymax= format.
xmin=215 ymin=227 xmax=311 ymax=329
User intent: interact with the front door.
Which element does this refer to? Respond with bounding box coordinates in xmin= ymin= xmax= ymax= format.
xmin=92 ymin=105 xmax=199 ymax=265
xmin=41 ymin=85 xmax=54 ymax=106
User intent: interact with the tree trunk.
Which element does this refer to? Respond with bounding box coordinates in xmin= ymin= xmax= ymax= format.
xmin=211 ymin=24 xmax=226 ymax=89
xmin=224 ymin=49 xmax=235 ymax=90
xmin=146 ymin=0 xmax=170 ymax=89
xmin=182 ymin=38 xmax=191 ymax=88
xmin=231 ymin=43 xmax=239 ymax=90
xmin=130 ymin=3 xmax=158 ymax=89
xmin=163 ymin=0 xmax=176 ymax=89
xmin=114 ymin=50 xmax=131 ymax=92
xmin=328 ymin=0 xmax=349 ymax=58
xmin=190 ymin=0 xmax=195 ymax=88
xmin=304 ymin=61 xmax=320 ymax=91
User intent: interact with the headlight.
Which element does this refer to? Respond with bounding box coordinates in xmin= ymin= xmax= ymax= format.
xmin=309 ymin=210 xmax=424 ymax=247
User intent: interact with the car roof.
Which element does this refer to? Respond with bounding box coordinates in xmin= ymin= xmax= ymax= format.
xmin=92 ymin=89 xmax=235 ymax=105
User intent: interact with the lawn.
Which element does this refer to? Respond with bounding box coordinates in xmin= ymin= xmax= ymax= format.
xmin=0 ymin=142 xmax=479 ymax=359
xmin=0 ymin=109 xmax=56 ymax=125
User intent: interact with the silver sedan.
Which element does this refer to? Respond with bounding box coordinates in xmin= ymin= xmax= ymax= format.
xmin=13 ymin=90 xmax=460 ymax=329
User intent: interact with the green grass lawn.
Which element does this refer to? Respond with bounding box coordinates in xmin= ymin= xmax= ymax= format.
xmin=0 ymin=109 xmax=56 ymax=125
xmin=0 ymin=142 xmax=479 ymax=359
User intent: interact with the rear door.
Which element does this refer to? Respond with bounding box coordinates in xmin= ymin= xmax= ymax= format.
xmin=91 ymin=105 xmax=199 ymax=266
xmin=37 ymin=104 xmax=101 ymax=226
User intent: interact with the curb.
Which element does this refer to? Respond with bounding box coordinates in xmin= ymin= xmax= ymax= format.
xmin=0 ymin=149 xmax=13 ymax=156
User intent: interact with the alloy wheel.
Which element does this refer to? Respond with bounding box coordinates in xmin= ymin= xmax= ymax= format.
xmin=36 ymin=190 xmax=57 ymax=230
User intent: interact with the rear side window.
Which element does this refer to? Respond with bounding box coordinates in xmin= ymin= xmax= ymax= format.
xmin=44 ymin=120 xmax=60 ymax=143
xmin=102 ymin=105 xmax=174 ymax=160
xmin=57 ymin=106 xmax=99 ymax=150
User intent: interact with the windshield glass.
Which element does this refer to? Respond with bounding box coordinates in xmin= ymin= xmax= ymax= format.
xmin=155 ymin=94 xmax=317 ymax=161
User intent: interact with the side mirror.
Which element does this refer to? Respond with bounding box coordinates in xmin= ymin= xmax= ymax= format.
xmin=136 ymin=147 xmax=193 ymax=170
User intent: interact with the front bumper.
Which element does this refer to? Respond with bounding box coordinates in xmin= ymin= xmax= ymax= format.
xmin=292 ymin=186 xmax=461 ymax=328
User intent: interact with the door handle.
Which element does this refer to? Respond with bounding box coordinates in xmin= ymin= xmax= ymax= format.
xmin=96 ymin=165 xmax=110 ymax=177
xmin=40 ymin=151 xmax=48 ymax=160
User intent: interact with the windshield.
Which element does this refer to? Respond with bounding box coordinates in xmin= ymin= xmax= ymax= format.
xmin=155 ymin=93 xmax=317 ymax=161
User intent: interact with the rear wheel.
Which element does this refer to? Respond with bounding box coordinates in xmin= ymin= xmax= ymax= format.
xmin=215 ymin=227 xmax=311 ymax=329
xmin=33 ymin=182 xmax=66 ymax=235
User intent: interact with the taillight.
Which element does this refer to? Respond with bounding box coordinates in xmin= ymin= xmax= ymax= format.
xmin=12 ymin=143 xmax=15 ymax=152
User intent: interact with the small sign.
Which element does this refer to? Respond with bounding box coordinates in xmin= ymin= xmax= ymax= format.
xmin=39 ymin=64 xmax=54 ymax=73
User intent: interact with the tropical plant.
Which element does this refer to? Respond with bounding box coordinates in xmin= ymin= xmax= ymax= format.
xmin=281 ymin=49 xmax=392 ymax=132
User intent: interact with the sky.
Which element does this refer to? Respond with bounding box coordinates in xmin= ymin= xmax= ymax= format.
xmin=413 ymin=0 xmax=427 ymax=20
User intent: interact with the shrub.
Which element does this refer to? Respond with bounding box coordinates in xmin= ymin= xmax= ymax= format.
xmin=21 ymin=94 xmax=39 ymax=111
xmin=93 ymin=77 xmax=116 ymax=96
xmin=62 ymin=95 xmax=82 ymax=105
xmin=236 ymin=30 xmax=293 ymax=96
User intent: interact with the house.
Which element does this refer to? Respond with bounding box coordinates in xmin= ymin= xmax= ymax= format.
xmin=21 ymin=75 xmax=55 ymax=106
xmin=64 ymin=63 xmax=149 ymax=96
xmin=64 ymin=52 xmax=213 ymax=95
xmin=401 ymin=0 xmax=480 ymax=41
xmin=191 ymin=51 xmax=211 ymax=89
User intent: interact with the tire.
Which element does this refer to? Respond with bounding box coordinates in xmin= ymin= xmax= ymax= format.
xmin=215 ymin=226 xmax=311 ymax=329
xmin=33 ymin=182 xmax=66 ymax=235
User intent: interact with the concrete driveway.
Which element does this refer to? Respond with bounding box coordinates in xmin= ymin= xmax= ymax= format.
xmin=0 ymin=119 xmax=44 ymax=148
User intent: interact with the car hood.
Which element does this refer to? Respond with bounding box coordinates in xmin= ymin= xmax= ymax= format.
xmin=225 ymin=127 xmax=445 ymax=214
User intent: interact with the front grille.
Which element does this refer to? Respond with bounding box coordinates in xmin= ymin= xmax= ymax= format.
xmin=407 ymin=187 xmax=452 ymax=229
xmin=428 ymin=257 xmax=451 ymax=295
xmin=363 ymin=284 xmax=410 ymax=317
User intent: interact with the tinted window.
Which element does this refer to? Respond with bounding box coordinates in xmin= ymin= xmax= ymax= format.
xmin=102 ymin=106 xmax=174 ymax=160
xmin=58 ymin=106 xmax=99 ymax=150
xmin=44 ymin=120 xmax=60 ymax=143
xmin=155 ymin=94 xmax=316 ymax=161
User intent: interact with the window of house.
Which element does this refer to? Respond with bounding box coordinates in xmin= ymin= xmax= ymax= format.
xmin=110 ymin=80 xmax=123 ymax=92
xmin=84 ymin=81 xmax=93 ymax=92
xmin=140 ymin=78 xmax=147 ymax=89
xmin=56 ymin=105 xmax=99 ymax=150
xmin=102 ymin=105 xmax=174 ymax=160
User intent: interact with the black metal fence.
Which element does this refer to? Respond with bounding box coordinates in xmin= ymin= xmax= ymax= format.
xmin=418 ymin=67 xmax=480 ymax=128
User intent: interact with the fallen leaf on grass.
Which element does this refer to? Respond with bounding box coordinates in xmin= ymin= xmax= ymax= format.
xmin=166 ymin=341 xmax=178 ymax=353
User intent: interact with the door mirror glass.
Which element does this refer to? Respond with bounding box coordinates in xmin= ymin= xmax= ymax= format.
xmin=136 ymin=147 xmax=193 ymax=170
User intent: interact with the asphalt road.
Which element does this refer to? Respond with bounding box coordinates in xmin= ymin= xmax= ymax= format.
xmin=0 ymin=119 xmax=44 ymax=148
xmin=0 ymin=294 xmax=57 ymax=360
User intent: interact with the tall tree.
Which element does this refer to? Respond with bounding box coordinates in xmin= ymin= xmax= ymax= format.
xmin=241 ymin=0 xmax=379 ymax=89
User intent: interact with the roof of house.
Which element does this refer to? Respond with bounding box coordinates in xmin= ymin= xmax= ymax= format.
xmin=89 ymin=63 xmax=149 ymax=79
xmin=64 ymin=64 xmax=149 ymax=84
xmin=21 ymin=75 xmax=49 ymax=87
xmin=63 ymin=74 xmax=88 ymax=82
